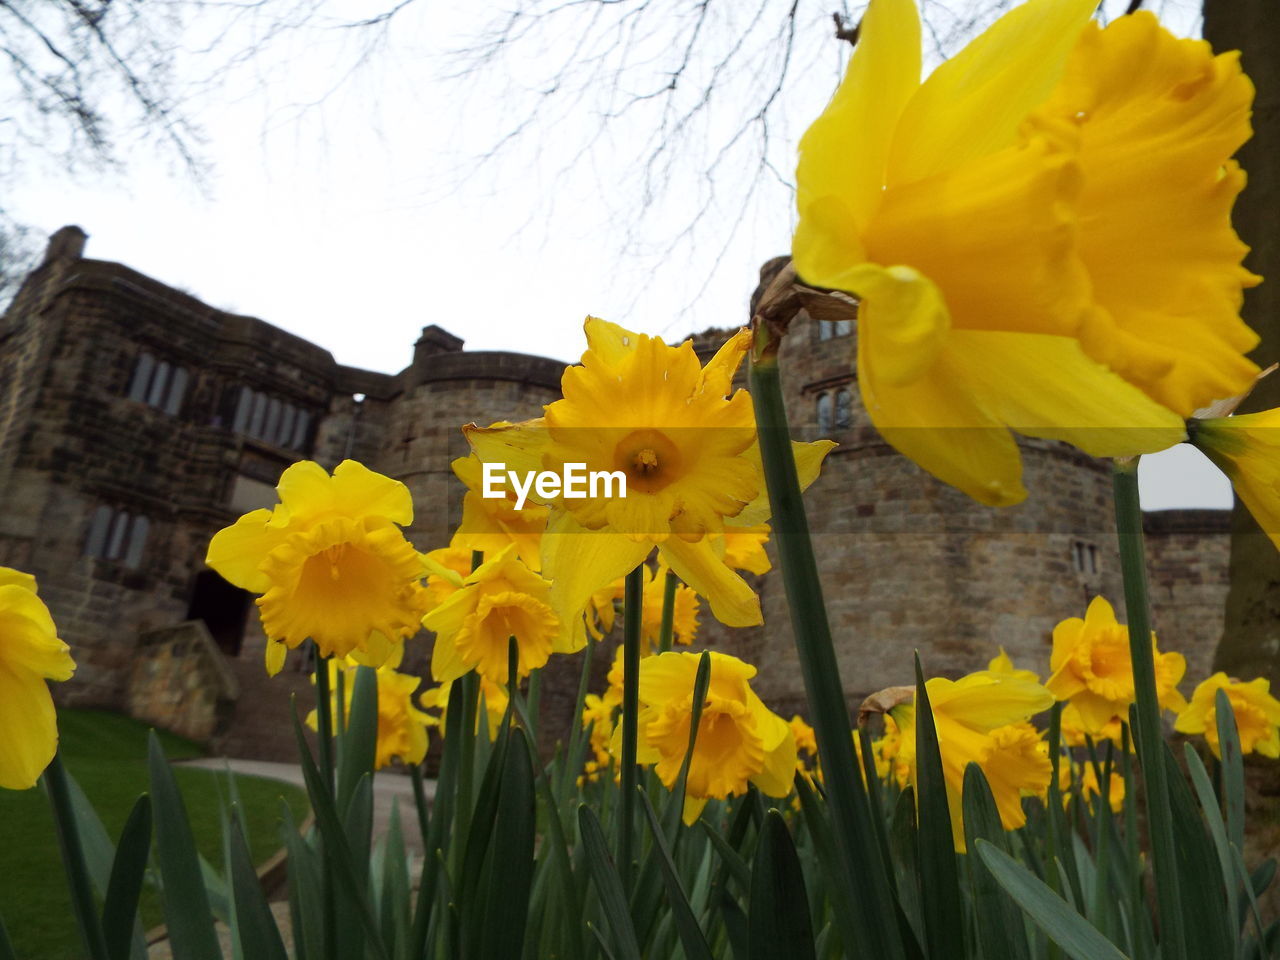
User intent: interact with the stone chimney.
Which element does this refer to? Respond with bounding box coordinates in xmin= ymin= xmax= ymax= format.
xmin=40 ymin=225 xmax=88 ymax=267
xmin=413 ymin=324 xmax=464 ymax=369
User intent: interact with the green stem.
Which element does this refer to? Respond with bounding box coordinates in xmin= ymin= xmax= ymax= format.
xmin=657 ymin=569 xmax=678 ymax=653
xmin=43 ymin=753 xmax=110 ymax=960
xmin=748 ymin=348 xmax=903 ymax=960
xmin=454 ymin=550 xmax=486 ymax=849
xmin=618 ymin=563 xmax=644 ymax=893
xmin=1112 ymin=459 xmax=1185 ymax=959
xmin=315 ymin=647 xmax=335 ymax=795
xmin=334 ymin=663 xmax=347 ymax=770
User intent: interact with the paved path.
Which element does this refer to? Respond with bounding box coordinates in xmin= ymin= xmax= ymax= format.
xmin=178 ymin=757 xmax=434 ymax=855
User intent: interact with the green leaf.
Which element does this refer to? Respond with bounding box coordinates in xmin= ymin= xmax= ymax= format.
xmin=478 ymin=732 xmax=537 ymax=960
xmin=338 ymin=666 xmax=380 ymax=817
xmin=101 ymin=794 xmax=152 ymax=960
xmin=1163 ymin=743 xmax=1234 ymax=958
xmin=912 ymin=656 xmax=964 ymax=956
xmin=227 ymin=809 xmax=288 ymax=960
xmin=699 ymin=820 xmax=752 ymax=894
xmin=289 ymin=709 xmax=390 ymax=960
xmin=378 ymin=800 xmax=411 ymax=959
xmin=457 ymin=725 xmax=510 ymax=954
xmin=1217 ymin=687 xmax=1247 ymax=854
xmin=975 ymin=840 xmax=1128 ymax=960
xmin=0 ymin=913 xmax=17 ymax=960
xmin=888 ymin=788 xmax=925 ymax=956
xmin=147 ymin=732 xmax=222 ymax=960
xmin=336 ymin=774 xmax=375 ymax=960
xmin=748 ymin=810 xmax=815 ymax=960
xmin=961 ymin=764 xmax=1031 ymax=960
xmin=280 ymin=802 xmax=323 ymax=960
xmin=637 ymin=789 xmax=714 ymax=960
xmin=794 ymin=774 xmax=866 ymax=957
xmin=1184 ymin=741 xmax=1241 ymax=956
xmin=578 ymin=804 xmax=642 ymax=960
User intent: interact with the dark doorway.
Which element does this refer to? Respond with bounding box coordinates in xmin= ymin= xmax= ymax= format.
xmin=186 ymin=570 xmax=253 ymax=656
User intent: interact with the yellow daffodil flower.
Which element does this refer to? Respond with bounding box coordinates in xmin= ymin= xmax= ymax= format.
xmin=1046 ymin=595 xmax=1187 ymax=733
xmin=0 ymin=568 xmax=75 ymax=790
xmin=1192 ymin=410 xmax=1280 ymax=552
xmin=794 ymin=0 xmax=1257 ymax=505
xmin=790 ymin=715 xmax=818 ymax=759
xmin=1060 ymin=762 xmax=1125 ymax=814
xmin=466 ymin=318 xmax=834 ymax=649
xmin=423 ymin=544 xmax=559 ymax=685
xmin=713 ymin=524 xmax=773 ymax=576
xmin=617 ymin=651 xmax=797 ymax=824
xmin=640 ymin=564 xmax=700 ymax=650
xmin=987 ymin=648 xmax=1042 ymax=685
xmin=1060 ymin=702 xmax=1125 ymax=749
xmin=306 ymin=661 xmax=432 ymax=769
xmin=423 ymin=545 xmax=473 ymax=611
xmin=581 ymin=692 xmax=618 ymax=781
xmin=449 ymin=454 xmax=548 ymax=570
xmin=891 ymin=671 xmax=1053 ymax=850
xmin=419 ymin=675 xmax=508 ymax=740
xmin=1175 ymin=672 xmax=1280 ymax=759
xmin=206 ymin=460 xmax=430 ymax=673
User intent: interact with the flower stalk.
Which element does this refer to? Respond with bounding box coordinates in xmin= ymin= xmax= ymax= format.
xmin=618 ymin=563 xmax=643 ymax=891
xmin=1112 ymin=458 xmax=1185 ymax=958
xmin=748 ymin=335 xmax=904 ymax=960
xmin=314 ymin=645 xmax=335 ymax=794
xmin=658 ymin=569 xmax=678 ymax=653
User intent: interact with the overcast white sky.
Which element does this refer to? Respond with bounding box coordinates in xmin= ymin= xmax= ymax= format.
xmin=8 ymin=0 xmax=1230 ymax=510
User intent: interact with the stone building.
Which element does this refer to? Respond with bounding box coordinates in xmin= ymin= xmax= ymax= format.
xmin=0 ymin=228 xmax=1233 ymax=755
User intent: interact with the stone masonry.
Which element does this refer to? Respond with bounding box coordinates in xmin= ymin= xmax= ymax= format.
xmin=0 ymin=229 xmax=1235 ymax=757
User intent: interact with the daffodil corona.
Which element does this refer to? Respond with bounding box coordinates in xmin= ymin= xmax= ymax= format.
xmin=793 ymin=0 xmax=1257 ymax=505
xmin=1046 ymin=595 xmax=1187 ymax=733
xmin=423 ymin=544 xmax=560 ymax=684
xmin=0 ymin=568 xmax=75 ymax=790
xmin=206 ymin=460 xmax=431 ymax=673
xmin=621 ymin=651 xmax=797 ymax=824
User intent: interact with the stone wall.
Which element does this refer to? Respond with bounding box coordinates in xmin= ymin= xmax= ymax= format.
xmin=127 ymin=621 xmax=239 ymax=742
xmin=1144 ymin=508 xmax=1233 ymax=685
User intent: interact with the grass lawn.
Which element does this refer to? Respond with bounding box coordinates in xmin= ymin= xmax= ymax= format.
xmin=0 ymin=709 xmax=309 ymax=960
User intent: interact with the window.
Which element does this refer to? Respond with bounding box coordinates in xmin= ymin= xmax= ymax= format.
xmin=834 ymin=318 xmax=852 ymax=337
xmin=835 ymin=388 xmax=852 ymax=429
xmin=84 ymin=506 xmax=150 ymax=569
xmin=816 ymin=393 xmax=833 ymax=432
xmin=229 ymin=386 xmax=313 ymax=452
xmin=126 ymin=351 xmax=188 ymax=415
xmin=817 ymin=319 xmax=852 ymax=341
xmin=818 ymin=323 xmax=833 ymax=342
xmin=1072 ymin=540 xmax=1099 ymax=575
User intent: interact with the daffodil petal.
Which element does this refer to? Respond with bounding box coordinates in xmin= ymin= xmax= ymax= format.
xmin=657 ymin=537 xmax=761 ymax=628
xmin=332 ymin=460 xmax=415 ymax=527
xmin=944 ymin=331 xmax=1187 ymax=456
xmin=464 ymin=419 xmax=551 ymax=487
xmin=542 ymin=511 xmax=651 ymax=652
xmin=887 ymin=0 xmax=1096 ymax=182
xmin=0 ymin=661 xmax=58 ymax=790
xmin=927 ymin=674 xmax=1054 ymax=733
xmin=857 ymin=319 xmax=1026 ymax=508
xmin=796 ymin=0 xmax=920 ymax=227
xmin=205 ymin=509 xmax=287 ymax=593
xmin=736 ymin=441 xmax=836 ymax=527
